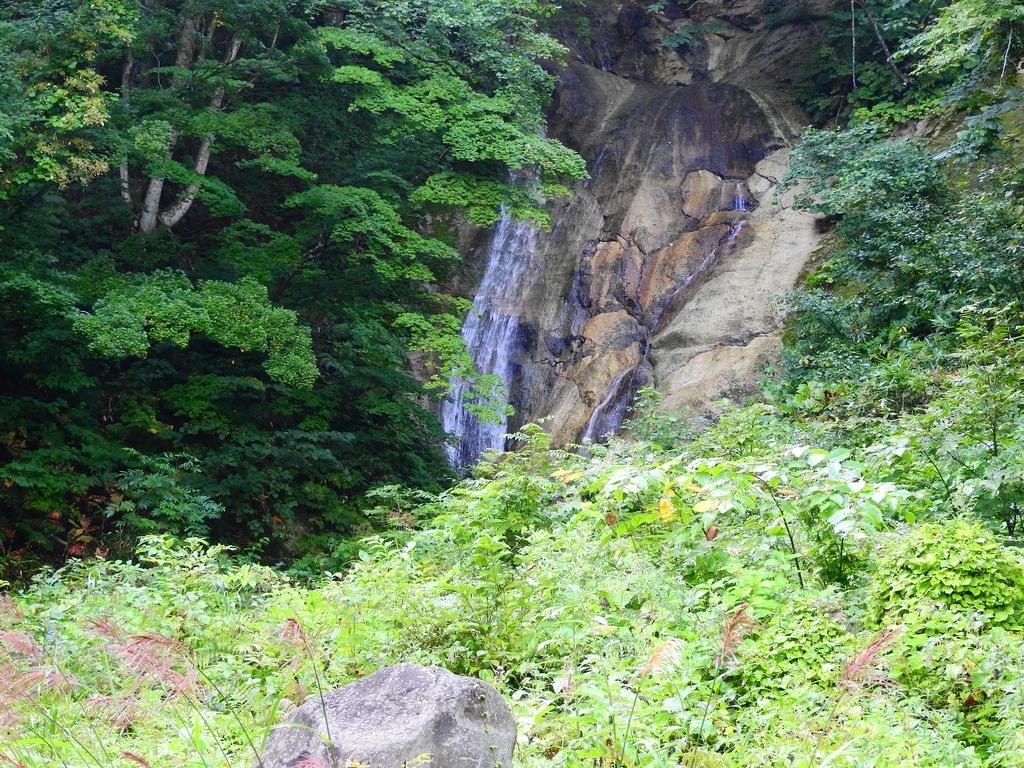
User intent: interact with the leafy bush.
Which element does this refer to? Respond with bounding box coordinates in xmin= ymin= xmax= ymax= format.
xmin=867 ymin=520 xmax=1024 ymax=629
xmin=738 ymin=596 xmax=850 ymax=696
xmin=622 ymin=386 xmax=696 ymax=451
xmin=2 ymin=403 xmax=1023 ymax=767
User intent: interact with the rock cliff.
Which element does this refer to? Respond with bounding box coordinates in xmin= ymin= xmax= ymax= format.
xmin=447 ymin=0 xmax=827 ymax=460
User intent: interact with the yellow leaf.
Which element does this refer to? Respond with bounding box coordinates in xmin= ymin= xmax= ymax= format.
xmin=658 ymin=497 xmax=675 ymax=522
xmin=693 ymin=498 xmax=720 ymax=513
xmin=559 ymin=471 xmax=585 ymax=484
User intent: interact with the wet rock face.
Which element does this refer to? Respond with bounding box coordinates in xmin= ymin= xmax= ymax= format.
xmin=449 ymin=1 xmax=826 ymax=451
xmin=260 ymin=664 xmax=515 ymax=768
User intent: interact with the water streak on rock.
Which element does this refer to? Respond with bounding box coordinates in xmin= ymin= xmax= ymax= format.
xmin=582 ymin=363 xmax=644 ymax=443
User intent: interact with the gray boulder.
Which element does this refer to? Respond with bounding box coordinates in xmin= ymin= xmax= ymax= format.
xmin=260 ymin=663 xmax=516 ymax=768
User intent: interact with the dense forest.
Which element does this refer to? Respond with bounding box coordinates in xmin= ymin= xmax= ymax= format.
xmin=0 ymin=0 xmax=585 ymax=573
xmin=2 ymin=0 xmax=1024 ymax=766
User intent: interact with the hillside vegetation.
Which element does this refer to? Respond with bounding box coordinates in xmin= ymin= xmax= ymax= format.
xmin=4 ymin=401 xmax=1024 ymax=766
xmin=0 ymin=0 xmax=585 ymax=574
xmin=2 ymin=0 xmax=1024 ymax=766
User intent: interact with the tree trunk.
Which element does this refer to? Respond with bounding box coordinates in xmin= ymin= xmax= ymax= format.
xmin=137 ymin=18 xmax=200 ymax=232
xmin=137 ymin=126 xmax=180 ymax=232
xmin=854 ymin=0 xmax=910 ymax=86
xmin=158 ymin=34 xmax=242 ymax=229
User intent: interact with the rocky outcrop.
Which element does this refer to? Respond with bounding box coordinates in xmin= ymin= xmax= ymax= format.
xmin=260 ymin=664 xmax=515 ymax=768
xmin=447 ymin=1 xmax=827 ymax=457
xmin=651 ymin=148 xmax=821 ymax=412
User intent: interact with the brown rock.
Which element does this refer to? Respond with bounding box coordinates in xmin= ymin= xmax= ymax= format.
xmin=446 ymin=2 xmax=826 ymax=447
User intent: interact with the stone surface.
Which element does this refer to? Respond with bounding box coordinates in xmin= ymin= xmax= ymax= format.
xmin=446 ymin=0 xmax=827 ymax=447
xmin=651 ymin=149 xmax=821 ymax=414
xmin=260 ymin=664 xmax=515 ymax=768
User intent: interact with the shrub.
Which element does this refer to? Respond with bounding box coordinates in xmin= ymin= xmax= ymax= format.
xmin=867 ymin=520 xmax=1024 ymax=629
xmin=738 ymin=595 xmax=850 ymax=697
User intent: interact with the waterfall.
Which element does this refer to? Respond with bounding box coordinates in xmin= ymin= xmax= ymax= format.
xmin=733 ymin=189 xmax=750 ymax=211
xmin=441 ymin=211 xmax=539 ymax=466
xmin=596 ymin=39 xmax=613 ymax=72
xmin=581 ymin=364 xmax=642 ymax=443
xmin=575 ymin=219 xmax=750 ymax=444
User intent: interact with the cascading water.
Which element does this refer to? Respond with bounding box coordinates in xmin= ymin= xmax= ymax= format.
xmin=436 ymin=3 xmax=823 ymax=450
xmin=441 ymin=211 xmax=539 ymax=466
xmin=649 ymin=220 xmax=748 ymax=329
xmin=581 ymin=363 xmax=644 ymax=442
xmin=580 ymin=217 xmax=750 ymax=443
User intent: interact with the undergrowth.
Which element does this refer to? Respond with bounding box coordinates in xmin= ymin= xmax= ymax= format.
xmin=3 ymin=392 xmax=1024 ymax=766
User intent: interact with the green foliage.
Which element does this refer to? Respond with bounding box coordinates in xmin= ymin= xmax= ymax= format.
xmin=773 ymin=0 xmax=1024 ymax=615
xmin=411 ymin=172 xmax=571 ymax=228
xmin=0 ymin=0 xmax=584 ymax=569
xmin=75 ymin=272 xmax=318 ymax=388
xmin=739 ymin=596 xmax=850 ymax=696
xmin=4 ymin=401 xmax=1023 ymax=766
xmin=891 ymin=607 xmax=1024 ymax=753
xmin=689 ymin=403 xmax=797 ymax=459
xmin=899 ymin=0 xmax=1024 ymax=155
xmin=104 ymin=452 xmax=224 ymax=537
xmin=903 ymin=0 xmax=1024 ymax=78
xmin=784 ymin=125 xmax=942 ymax=216
xmin=3 ymin=4 xmax=1024 ymax=764
xmin=867 ymin=520 xmax=1024 ymax=629
xmin=0 ymin=0 xmax=136 ymax=194
xmin=795 ymin=0 xmax=950 ymax=124
xmin=762 ymin=0 xmax=816 ymax=30
xmin=622 ymin=386 xmax=695 ymax=451
xmin=659 ymin=21 xmax=728 ymax=52
xmin=779 ymin=124 xmax=1024 ymax=415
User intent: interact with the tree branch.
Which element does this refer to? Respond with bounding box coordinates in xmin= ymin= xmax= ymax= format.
xmin=1001 ymin=27 xmax=1014 ymax=84
xmin=851 ymin=0 xmax=857 ymax=89
xmin=138 ymin=18 xmax=200 ymax=232
xmin=854 ymin=0 xmax=909 ymax=86
xmin=119 ymin=52 xmax=134 ymax=207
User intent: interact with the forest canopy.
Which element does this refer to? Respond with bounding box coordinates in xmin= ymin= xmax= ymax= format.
xmin=0 ymin=0 xmax=585 ymax=575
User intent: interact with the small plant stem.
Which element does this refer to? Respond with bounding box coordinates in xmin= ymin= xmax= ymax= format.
xmin=687 ymin=669 xmax=723 ymax=768
xmin=0 ymin=735 xmax=28 ymax=768
xmin=23 ymin=722 xmax=73 ymax=768
xmin=605 ymin=675 xmax=619 ymax=765
xmin=808 ymin=690 xmax=848 ymax=766
xmin=780 ymin=514 xmax=806 ymax=589
xmin=170 ymin=695 xmax=222 ymax=768
xmin=195 ymin=666 xmax=268 ymax=768
xmin=25 ymin=703 xmax=106 ymax=768
xmin=853 ymin=0 xmax=909 ymax=85
xmin=298 ymin=633 xmax=337 ymax=768
xmin=921 ymin=449 xmax=954 ymax=500
xmin=943 ymin=449 xmax=983 ymax=479
xmin=755 ymin=477 xmax=806 ymax=589
xmin=46 ymin=649 xmax=115 ymax=766
xmin=617 ymin=670 xmax=649 ymax=768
